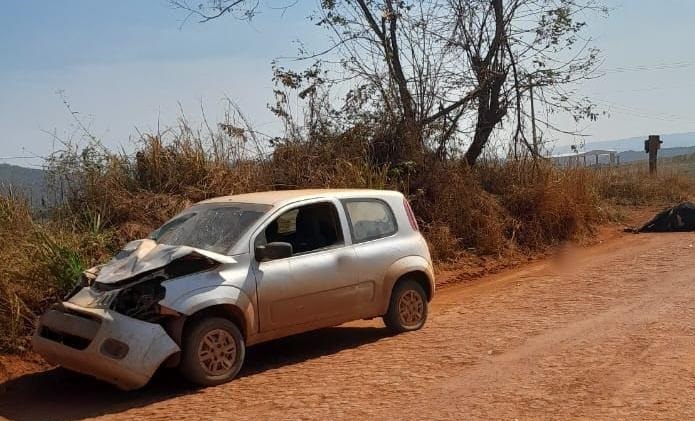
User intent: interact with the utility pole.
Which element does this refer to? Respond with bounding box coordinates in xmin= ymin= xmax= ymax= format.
xmin=528 ymin=75 xmax=538 ymax=157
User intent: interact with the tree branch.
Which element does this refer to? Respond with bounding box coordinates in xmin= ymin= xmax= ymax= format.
xmin=421 ymin=86 xmax=481 ymax=125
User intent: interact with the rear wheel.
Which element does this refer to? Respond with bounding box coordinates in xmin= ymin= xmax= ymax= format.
xmin=179 ymin=317 xmax=245 ymax=386
xmin=383 ymin=279 xmax=428 ymax=333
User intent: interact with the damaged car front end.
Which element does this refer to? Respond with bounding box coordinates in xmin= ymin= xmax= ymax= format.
xmin=33 ymin=243 xmax=226 ymax=390
xmin=34 ymin=300 xmax=179 ymax=390
xmin=33 ymin=202 xmax=267 ymax=390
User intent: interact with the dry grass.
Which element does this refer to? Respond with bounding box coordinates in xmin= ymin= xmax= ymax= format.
xmin=414 ymin=160 xmax=511 ymax=257
xmin=0 ymin=196 xmax=114 ymax=351
xmin=417 ymin=158 xmax=607 ymax=261
xmin=594 ymin=164 xmax=693 ymax=206
xmin=1 ymin=121 xmax=693 ymax=352
xmin=481 ymin=160 xmax=604 ymax=249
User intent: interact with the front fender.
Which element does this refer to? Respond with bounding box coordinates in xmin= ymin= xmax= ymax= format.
xmin=160 ymin=285 xmax=257 ymax=338
xmin=378 ymin=255 xmax=435 ymax=313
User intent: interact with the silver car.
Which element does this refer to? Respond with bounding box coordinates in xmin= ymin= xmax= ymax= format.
xmin=33 ymin=189 xmax=435 ymax=390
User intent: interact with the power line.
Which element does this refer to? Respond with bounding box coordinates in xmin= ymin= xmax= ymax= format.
xmin=590 ymin=82 xmax=695 ymax=95
xmin=601 ymin=61 xmax=695 ymax=74
xmin=594 ymin=98 xmax=695 ymax=125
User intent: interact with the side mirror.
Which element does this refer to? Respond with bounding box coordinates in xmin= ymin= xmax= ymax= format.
xmin=255 ymin=242 xmax=293 ymax=261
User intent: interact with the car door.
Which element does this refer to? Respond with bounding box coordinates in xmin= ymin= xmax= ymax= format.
xmin=251 ymin=198 xmax=369 ymax=333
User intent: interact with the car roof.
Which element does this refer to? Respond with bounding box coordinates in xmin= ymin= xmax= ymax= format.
xmin=198 ymin=188 xmax=404 ymax=207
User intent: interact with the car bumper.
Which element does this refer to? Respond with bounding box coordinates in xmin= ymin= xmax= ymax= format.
xmin=32 ymin=301 xmax=180 ymax=390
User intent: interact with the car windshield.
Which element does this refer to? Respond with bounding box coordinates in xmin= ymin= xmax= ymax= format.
xmin=150 ymin=202 xmax=271 ymax=254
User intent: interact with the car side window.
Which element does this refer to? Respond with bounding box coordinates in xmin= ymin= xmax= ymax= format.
xmin=342 ymin=199 xmax=397 ymax=243
xmin=255 ymin=202 xmax=344 ymax=255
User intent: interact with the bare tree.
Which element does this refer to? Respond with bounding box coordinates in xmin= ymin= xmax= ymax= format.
xmin=171 ymin=0 xmax=606 ymax=166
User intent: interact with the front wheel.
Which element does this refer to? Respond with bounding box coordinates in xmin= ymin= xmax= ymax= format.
xmin=383 ymin=279 xmax=428 ymax=333
xmin=179 ymin=317 xmax=245 ymax=386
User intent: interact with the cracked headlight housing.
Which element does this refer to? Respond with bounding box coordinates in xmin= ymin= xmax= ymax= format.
xmin=112 ymin=278 xmax=166 ymax=322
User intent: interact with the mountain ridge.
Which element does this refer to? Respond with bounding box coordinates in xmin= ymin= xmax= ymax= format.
xmin=0 ymin=163 xmax=48 ymax=208
xmin=554 ymin=132 xmax=695 ymax=154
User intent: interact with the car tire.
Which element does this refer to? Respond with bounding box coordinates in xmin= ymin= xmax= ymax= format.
xmin=383 ymin=278 xmax=428 ymax=333
xmin=179 ymin=317 xmax=245 ymax=386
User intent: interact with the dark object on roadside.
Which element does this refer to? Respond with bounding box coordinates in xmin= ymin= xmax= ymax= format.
xmin=631 ymin=202 xmax=695 ymax=233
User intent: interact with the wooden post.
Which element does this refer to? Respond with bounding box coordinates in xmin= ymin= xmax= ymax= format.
xmin=647 ymin=135 xmax=662 ymax=175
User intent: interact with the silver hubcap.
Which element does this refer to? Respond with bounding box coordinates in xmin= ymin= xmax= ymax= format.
xmin=197 ymin=329 xmax=237 ymax=376
xmin=398 ymin=290 xmax=424 ymax=328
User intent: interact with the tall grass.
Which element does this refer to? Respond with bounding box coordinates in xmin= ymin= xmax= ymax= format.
xmin=595 ymin=164 xmax=693 ymax=205
xmin=1 ymin=119 xmax=693 ymax=352
xmin=0 ymin=196 xmax=115 ymax=351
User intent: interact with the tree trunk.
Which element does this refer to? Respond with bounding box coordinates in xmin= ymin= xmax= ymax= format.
xmin=465 ymin=93 xmax=494 ymax=166
xmin=465 ymin=71 xmax=507 ymax=166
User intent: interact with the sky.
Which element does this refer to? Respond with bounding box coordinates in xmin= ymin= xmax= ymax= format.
xmin=1 ymin=0 xmax=695 ymax=166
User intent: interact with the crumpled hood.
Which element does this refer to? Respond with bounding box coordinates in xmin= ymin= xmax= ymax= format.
xmin=95 ymin=239 xmax=237 ymax=285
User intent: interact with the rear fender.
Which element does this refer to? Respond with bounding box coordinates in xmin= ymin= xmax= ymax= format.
xmin=378 ymin=255 xmax=435 ymax=314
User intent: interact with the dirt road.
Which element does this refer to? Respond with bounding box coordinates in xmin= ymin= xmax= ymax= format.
xmin=2 ymin=230 xmax=695 ymax=420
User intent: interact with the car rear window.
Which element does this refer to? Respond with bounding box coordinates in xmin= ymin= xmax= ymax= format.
xmin=342 ymin=199 xmax=397 ymax=243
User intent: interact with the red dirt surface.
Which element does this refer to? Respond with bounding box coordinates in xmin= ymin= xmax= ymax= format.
xmin=2 ymin=226 xmax=695 ymax=420
xmin=0 ymin=355 xmax=48 ymax=389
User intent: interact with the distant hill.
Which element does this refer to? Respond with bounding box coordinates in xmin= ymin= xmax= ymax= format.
xmin=555 ymin=132 xmax=695 ymax=154
xmin=0 ymin=164 xmax=47 ymax=208
xmin=618 ymin=146 xmax=695 ymax=163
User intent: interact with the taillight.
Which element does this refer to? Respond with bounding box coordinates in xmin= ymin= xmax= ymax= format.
xmin=403 ymin=198 xmax=419 ymax=231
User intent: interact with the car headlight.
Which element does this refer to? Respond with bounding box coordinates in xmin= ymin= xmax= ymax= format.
xmin=111 ymin=278 xmax=166 ymax=322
